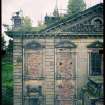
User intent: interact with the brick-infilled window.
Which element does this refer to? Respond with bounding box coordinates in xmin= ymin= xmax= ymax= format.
xmin=23 ymin=40 xmax=45 ymax=105
xmin=25 ymin=51 xmax=43 ymax=78
xmin=55 ymin=48 xmax=76 ymax=105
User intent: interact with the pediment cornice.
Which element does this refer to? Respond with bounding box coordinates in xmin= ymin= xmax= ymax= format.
xmin=41 ymin=3 xmax=103 ymax=33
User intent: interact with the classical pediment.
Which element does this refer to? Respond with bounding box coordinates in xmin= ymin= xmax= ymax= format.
xmin=42 ymin=3 xmax=103 ymax=33
xmin=87 ymin=41 xmax=103 ymax=48
xmin=55 ymin=41 xmax=77 ymax=48
xmin=24 ymin=41 xmax=45 ymax=50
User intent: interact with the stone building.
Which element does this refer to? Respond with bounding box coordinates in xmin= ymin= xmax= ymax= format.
xmin=6 ymin=3 xmax=103 ymax=105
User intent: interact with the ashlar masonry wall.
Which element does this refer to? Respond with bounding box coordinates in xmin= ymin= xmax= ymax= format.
xmin=13 ymin=38 xmax=23 ymax=105
xmin=13 ymin=37 xmax=55 ymax=105
xmin=13 ymin=35 xmax=103 ymax=105
xmin=73 ymin=38 xmax=103 ymax=94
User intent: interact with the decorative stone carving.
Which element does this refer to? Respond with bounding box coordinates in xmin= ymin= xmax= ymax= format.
xmin=91 ymin=17 xmax=103 ymax=25
xmin=56 ymin=41 xmax=77 ymax=48
xmin=87 ymin=41 xmax=103 ymax=48
xmin=24 ymin=41 xmax=45 ymax=50
xmin=62 ymin=23 xmax=103 ymax=32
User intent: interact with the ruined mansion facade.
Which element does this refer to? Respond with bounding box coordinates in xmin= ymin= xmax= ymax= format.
xmin=6 ymin=3 xmax=103 ymax=105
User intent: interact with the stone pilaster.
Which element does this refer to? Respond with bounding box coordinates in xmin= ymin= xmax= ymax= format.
xmin=13 ymin=38 xmax=23 ymax=105
xmin=45 ymin=38 xmax=55 ymax=105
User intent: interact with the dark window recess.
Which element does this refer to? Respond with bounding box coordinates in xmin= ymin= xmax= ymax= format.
xmin=59 ymin=49 xmax=63 ymax=51
xmin=99 ymin=49 xmax=103 ymax=54
xmin=90 ymin=100 xmax=95 ymax=105
xmin=91 ymin=53 xmax=102 ymax=75
xmin=59 ymin=62 xmax=62 ymax=65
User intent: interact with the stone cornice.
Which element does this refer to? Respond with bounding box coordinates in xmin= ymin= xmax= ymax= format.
xmin=5 ymin=31 xmax=103 ymax=39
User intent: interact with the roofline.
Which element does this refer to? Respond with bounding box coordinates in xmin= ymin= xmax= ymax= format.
xmin=40 ymin=3 xmax=103 ymax=33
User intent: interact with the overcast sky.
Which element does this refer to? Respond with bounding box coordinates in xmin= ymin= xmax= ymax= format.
xmin=2 ymin=0 xmax=103 ymax=42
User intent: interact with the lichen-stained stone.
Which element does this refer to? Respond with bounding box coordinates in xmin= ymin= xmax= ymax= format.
xmin=12 ymin=36 xmax=103 ymax=105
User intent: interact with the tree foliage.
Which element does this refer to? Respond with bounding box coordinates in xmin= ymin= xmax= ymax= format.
xmin=16 ymin=16 xmax=32 ymax=31
xmin=7 ymin=39 xmax=13 ymax=56
xmin=1 ymin=35 xmax=6 ymax=56
xmin=22 ymin=16 xmax=32 ymax=30
xmin=67 ymin=0 xmax=86 ymax=16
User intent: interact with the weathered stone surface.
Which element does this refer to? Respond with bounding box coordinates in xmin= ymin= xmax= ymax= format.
xmin=12 ymin=36 xmax=103 ymax=105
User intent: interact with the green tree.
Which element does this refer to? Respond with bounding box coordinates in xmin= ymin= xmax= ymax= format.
xmin=1 ymin=35 xmax=6 ymax=56
xmin=7 ymin=39 xmax=13 ymax=56
xmin=67 ymin=0 xmax=86 ymax=16
xmin=22 ymin=16 xmax=32 ymax=30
